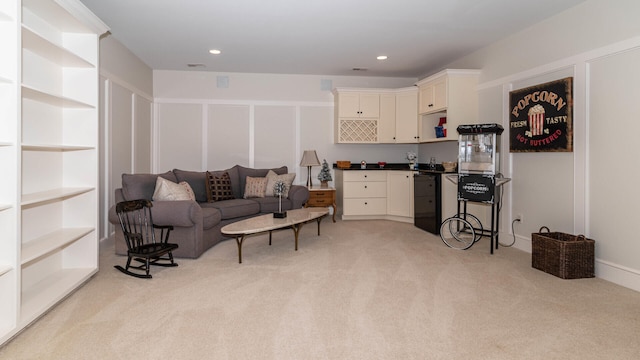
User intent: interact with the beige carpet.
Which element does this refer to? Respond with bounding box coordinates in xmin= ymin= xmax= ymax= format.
xmin=2 ymin=219 xmax=640 ymax=359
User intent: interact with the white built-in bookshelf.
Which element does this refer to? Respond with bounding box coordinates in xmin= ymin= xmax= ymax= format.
xmin=0 ymin=0 xmax=108 ymax=345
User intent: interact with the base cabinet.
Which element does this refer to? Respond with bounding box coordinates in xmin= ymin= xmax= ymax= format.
xmin=341 ymin=171 xmax=387 ymax=216
xmin=387 ymin=171 xmax=414 ymax=217
xmin=335 ymin=170 xmax=414 ymax=223
xmin=0 ymin=0 xmax=107 ymax=346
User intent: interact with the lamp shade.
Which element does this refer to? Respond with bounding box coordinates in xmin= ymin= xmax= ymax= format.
xmin=300 ymin=150 xmax=320 ymax=167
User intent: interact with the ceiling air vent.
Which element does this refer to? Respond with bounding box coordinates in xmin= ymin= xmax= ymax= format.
xmin=187 ymin=63 xmax=206 ymax=68
xmin=352 ymin=68 xmax=368 ymax=71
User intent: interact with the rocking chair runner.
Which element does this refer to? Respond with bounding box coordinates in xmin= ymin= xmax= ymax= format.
xmin=114 ymin=199 xmax=179 ymax=278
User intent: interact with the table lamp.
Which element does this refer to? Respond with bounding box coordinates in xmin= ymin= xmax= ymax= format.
xmin=300 ymin=150 xmax=320 ymax=187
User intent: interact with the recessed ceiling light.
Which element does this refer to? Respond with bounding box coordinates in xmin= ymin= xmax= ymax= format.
xmin=377 ymin=55 xmax=388 ymax=60
xmin=209 ymin=49 xmax=221 ymax=55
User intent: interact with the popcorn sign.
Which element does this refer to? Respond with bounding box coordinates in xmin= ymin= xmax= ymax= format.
xmin=509 ymin=77 xmax=573 ymax=152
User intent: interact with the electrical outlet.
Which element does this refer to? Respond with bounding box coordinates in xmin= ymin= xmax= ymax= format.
xmin=515 ymin=213 xmax=524 ymax=224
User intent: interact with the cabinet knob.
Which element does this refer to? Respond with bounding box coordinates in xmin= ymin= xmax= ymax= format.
xmin=364 ymin=185 xmax=368 ymax=189
xmin=364 ymin=202 xmax=368 ymax=205
xmin=428 ymin=104 xmax=434 ymax=107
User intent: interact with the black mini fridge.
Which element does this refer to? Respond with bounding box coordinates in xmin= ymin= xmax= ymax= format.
xmin=414 ymin=173 xmax=441 ymax=234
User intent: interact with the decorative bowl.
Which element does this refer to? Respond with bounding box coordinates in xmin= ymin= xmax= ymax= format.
xmin=442 ymin=161 xmax=457 ymax=172
xmin=377 ymin=161 xmax=386 ymax=168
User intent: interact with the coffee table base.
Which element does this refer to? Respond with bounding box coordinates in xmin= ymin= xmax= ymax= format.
xmin=232 ymin=216 xmax=325 ymax=264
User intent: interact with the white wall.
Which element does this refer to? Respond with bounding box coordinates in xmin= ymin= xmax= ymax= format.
xmin=98 ymin=36 xmax=153 ymax=240
xmin=153 ymin=70 xmax=419 ymax=184
xmin=437 ymin=0 xmax=640 ymax=290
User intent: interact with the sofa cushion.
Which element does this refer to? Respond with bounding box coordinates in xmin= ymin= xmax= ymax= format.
xmin=264 ymin=170 xmax=296 ymax=198
xmin=152 ymin=177 xmax=196 ymax=201
xmin=244 ymin=176 xmax=267 ymax=198
xmin=173 ymin=169 xmax=208 ymax=202
xmin=201 ymin=199 xmax=260 ymax=220
xmin=122 ymin=171 xmax=177 ymax=201
xmin=205 ymin=166 xmax=241 ymax=199
xmin=201 ymin=207 xmax=222 ymax=230
xmin=206 ymin=171 xmax=235 ymax=202
xmin=237 ymin=165 xmax=287 ymax=198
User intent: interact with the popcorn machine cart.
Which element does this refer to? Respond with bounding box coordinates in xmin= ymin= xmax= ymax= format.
xmin=441 ymin=123 xmax=511 ymax=253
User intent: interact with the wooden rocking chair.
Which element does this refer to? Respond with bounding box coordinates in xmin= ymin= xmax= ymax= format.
xmin=114 ymin=199 xmax=178 ymax=279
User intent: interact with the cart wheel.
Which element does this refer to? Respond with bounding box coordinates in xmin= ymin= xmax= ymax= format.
xmin=440 ymin=216 xmax=476 ymax=250
xmin=451 ymin=213 xmax=483 ymax=242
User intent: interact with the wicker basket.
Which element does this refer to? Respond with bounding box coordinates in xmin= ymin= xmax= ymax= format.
xmin=531 ymin=226 xmax=595 ymax=279
xmin=336 ymin=161 xmax=351 ymax=169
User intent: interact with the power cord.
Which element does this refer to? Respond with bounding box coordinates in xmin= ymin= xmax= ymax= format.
xmin=499 ymin=217 xmax=519 ymax=247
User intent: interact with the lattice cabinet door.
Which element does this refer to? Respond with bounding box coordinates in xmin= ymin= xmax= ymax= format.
xmin=338 ymin=119 xmax=378 ymax=143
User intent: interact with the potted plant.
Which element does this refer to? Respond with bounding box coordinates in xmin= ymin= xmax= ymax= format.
xmin=317 ymin=159 xmax=332 ymax=188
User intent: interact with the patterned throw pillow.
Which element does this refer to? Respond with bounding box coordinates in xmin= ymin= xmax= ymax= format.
xmin=206 ymin=171 xmax=235 ymax=202
xmin=264 ymin=170 xmax=296 ymax=198
xmin=243 ymin=176 xmax=268 ymax=198
xmin=152 ymin=177 xmax=196 ymax=201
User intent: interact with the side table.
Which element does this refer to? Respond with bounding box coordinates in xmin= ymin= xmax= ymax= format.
xmin=305 ymin=186 xmax=337 ymax=222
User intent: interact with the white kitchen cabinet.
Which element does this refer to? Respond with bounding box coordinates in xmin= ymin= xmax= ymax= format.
xmin=0 ymin=0 xmax=107 ymax=346
xmin=419 ymin=76 xmax=447 ymax=114
xmin=394 ymin=88 xmax=419 ymax=143
xmin=377 ymin=93 xmax=396 ymax=143
xmin=376 ymin=88 xmax=419 ymax=144
xmin=341 ymin=171 xmax=387 ymax=216
xmin=334 ymin=88 xmax=383 ymax=143
xmin=335 ymin=170 xmax=414 ymax=223
xmin=387 ymin=171 xmax=414 ymax=217
xmin=416 ymin=69 xmax=480 ymax=142
xmin=336 ymin=91 xmax=380 ymax=118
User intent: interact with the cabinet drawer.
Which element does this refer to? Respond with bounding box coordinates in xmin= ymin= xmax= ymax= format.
xmin=344 ymin=182 xmax=386 ymax=198
xmin=343 ymin=171 xmax=386 ymax=182
xmin=344 ymin=198 xmax=387 ymax=215
xmin=307 ymin=192 xmax=334 ymax=206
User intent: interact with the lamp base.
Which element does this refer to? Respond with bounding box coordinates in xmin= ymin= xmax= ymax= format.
xmin=306 ymin=166 xmax=313 ymax=187
xmin=273 ymin=211 xmax=287 ymax=218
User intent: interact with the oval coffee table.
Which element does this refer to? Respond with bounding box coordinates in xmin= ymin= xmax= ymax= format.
xmin=221 ymin=208 xmax=330 ymax=263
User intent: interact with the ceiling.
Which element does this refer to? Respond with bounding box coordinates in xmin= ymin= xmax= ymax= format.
xmin=79 ymin=0 xmax=586 ymax=78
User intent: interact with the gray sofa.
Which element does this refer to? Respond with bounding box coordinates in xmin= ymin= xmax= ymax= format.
xmin=108 ymin=165 xmax=309 ymax=258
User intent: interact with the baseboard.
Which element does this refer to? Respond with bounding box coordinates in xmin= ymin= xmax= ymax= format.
xmin=503 ymin=232 xmax=640 ymax=293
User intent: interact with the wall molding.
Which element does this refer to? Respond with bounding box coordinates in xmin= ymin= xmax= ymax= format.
xmin=477 ymin=35 xmax=640 ymax=90
xmin=154 ymin=98 xmax=333 ymax=107
xmin=99 ymin=68 xmax=153 ymax=101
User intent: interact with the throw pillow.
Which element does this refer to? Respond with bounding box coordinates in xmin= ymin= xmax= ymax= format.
xmin=243 ymin=176 xmax=268 ymax=198
xmin=265 ymin=170 xmax=296 ymax=198
xmin=152 ymin=177 xmax=196 ymax=201
xmin=206 ymin=171 xmax=235 ymax=202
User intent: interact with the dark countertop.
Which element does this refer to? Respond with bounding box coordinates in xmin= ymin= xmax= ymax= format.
xmin=333 ymin=162 xmax=453 ymax=174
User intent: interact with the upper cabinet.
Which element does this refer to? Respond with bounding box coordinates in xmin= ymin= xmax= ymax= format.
xmin=394 ymin=88 xmax=419 ymax=143
xmin=335 ymin=71 xmax=479 ymax=144
xmin=377 ymin=93 xmax=396 ymax=143
xmin=334 ymin=87 xmax=419 ymax=144
xmin=419 ymin=76 xmax=447 ymax=114
xmin=416 ymin=69 xmax=480 ymax=142
xmin=337 ymin=92 xmax=380 ymax=118
xmin=333 ymin=88 xmax=383 ymax=143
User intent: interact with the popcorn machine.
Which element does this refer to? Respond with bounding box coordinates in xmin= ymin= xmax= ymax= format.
xmin=441 ymin=123 xmax=511 ymax=253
